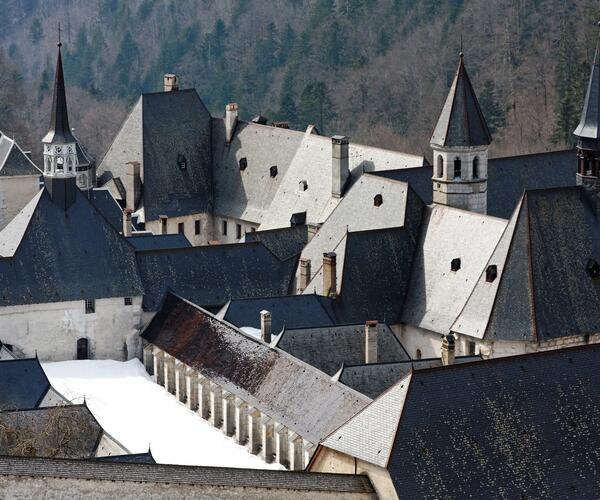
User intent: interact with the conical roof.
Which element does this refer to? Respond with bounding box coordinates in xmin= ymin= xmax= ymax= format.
xmin=574 ymin=38 xmax=600 ymax=141
xmin=431 ymin=54 xmax=492 ymax=148
xmin=42 ymin=43 xmax=76 ymax=145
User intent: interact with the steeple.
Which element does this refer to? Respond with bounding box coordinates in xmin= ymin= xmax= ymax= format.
xmin=431 ymin=53 xmax=492 ymax=215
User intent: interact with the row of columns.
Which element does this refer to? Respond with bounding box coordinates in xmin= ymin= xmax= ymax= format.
xmin=144 ymin=345 xmax=314 ymax=470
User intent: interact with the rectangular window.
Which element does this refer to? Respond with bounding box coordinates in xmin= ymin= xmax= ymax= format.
xmin=85 ymin=299 xmax=95 ymax=314
xmin=236 ymin=224 xmax=242 ymax=239
xmin=468 ymin=341 xmax=476 ymax=356
xmin=194 ymin=220 xmax=201 ymax=235
xmin=124 ymin=297 xmax=133 ymax=306
xmin=222 ymin=220 xmax=228 ymax=236
xmin=178 ymin=222 xmax=184 ymax=234
xmin=251 ymin=227 xmax=256 ymax=232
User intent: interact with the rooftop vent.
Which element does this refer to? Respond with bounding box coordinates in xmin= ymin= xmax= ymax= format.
xmin=270 ymin=165 xmax=278 ymax=178
xmin=587 ymin=258 xmax=600 ymax=279
xmin=374 ymin=194 xmax=383 ymax=207
xmin=290 ymin=211 xmax=306 ymax=227
xmin=299 ymin=180 xmax=308 ymax=191
xmin=177 ymin=154 xmax=187 ymax=170
xmin=451 ymin=258 xmax=461 ymax=272
xmin=239 ymin=157 xmax=248 ymax=171
xmin=486 ymin=264 xmax=498 ymax=282
xmin=252 ymin=115 xmax=268 ymax=125
xmin=272 ymin=121 xmax=289 ymax=129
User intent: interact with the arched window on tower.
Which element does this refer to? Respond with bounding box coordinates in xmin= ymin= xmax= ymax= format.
xmin=473 ymin=156 xmax=479 ymax=179
xmin=454 ymin=157 xmax=462 ymax=179
xmin=436 ymin=156 xmax=444 ymax=177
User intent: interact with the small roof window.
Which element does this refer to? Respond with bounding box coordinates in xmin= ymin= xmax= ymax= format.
xmin=270 ymin=165 xmax=278 ymax=178
xmin=177 ymin=153 xmax=187 ymax=170
xmin=486 ymin=264 xmax=498 ymax=282
xmin=587 ymin=258 xmax=600 ymax=279
xmin=239 ymin=157 xmax=248 ymax=171
xmin=299 ymin=180 xmax=308 ymax=191
xmin=451 ymin=258 xmax=461 ymax=272
xmin=374 ymin=194 xmax=383 ymax=207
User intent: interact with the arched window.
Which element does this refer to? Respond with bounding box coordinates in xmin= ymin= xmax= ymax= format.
xmin=416 ymin=349 xmax=422 ymax=360
xmin=473 ymin=156 xmax=479 ymax=179
xmin=437 ymin=155 xmax=444 ymax=178
xmin=77 ymin=338 xmax=89 ymax=360
xmin=454 ymin=157 xmax=462 ymax=179
xmin=373 ymin=194 xmax=383 ymax=207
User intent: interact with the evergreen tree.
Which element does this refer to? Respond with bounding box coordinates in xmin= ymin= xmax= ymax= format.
xmin=29 ymin=19 xmax=43 ymax=45
xmin=478 ymin=80 xmax=506 ymax=135
xmin=298 ymin=80 xmax=336 ymax=132
xmin=278 ymin=69 xmax=298 ymax=125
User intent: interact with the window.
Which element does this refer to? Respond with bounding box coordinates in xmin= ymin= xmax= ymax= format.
xmin=416 ymin=349 xmax=422 ymax=360
xmin=587 ymin=258 xmax=600 ymax=279
xmin=177 ymin=153 xmax=187 ymax=170
xmin=451 ymin=258 xmax=461 ymax=272
xmin=251 ymin=227 xmax=256 ymax=232
xmin=486 ymin=265 xmax=498 ymax=282
xmin=473 ymin=156 xmax=479 ymax=178
xmin=374 ymin=194 xmax=383 ymax=207
xmin=178 ymin=222 xmax=184 ymax=234
xmin=454 ymin=157 xmax=462 ymax=179
xmin=77 ymin=338 xmax=89 ymax=360
xmin=239 ymin=157 xmax=248 ymax=171
xmin=222 ymin=220 xmax=228 ymax=236
xmin=124 ymin=297 xmax=133 ymax=306
xmin=299 ymin=180 xmax=308 ymax=191
xmin=467 ymin=341 xmax=476 ymax=356
xmin=437 ymin=155 xmax=444 ymax=177
xmin=236 ymin=224 xmax=242 ymax=239
xmin=195 ymin=220 xmax=201 ymax=235
xmin=160 ymin=217 xmax=167 ymax=233
xmin=270 ymin=165 xmax=278 ymax=178
xmin=85 ymin=299 xmax=95 ymax=314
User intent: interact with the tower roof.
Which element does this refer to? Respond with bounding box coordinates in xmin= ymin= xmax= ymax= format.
xmin=574 ymin=34 xmax=600 ymax=141
xmin=431 ymin=54 xmax=492 ymax=148
xmin=42 ymin=43 xmax=76 ymax=145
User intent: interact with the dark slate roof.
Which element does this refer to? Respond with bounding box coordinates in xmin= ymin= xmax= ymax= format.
xmin=42 ymin=45 xmax=76 ymax=145
xmin=372 ymin=150 xmax=577 ymax=219
xmin=0 ymin=456 xmax=375 ymax=493
xmin=574 ymin=40 xmax=600 ymax=141
xmin=129 ymin=233 xmax=191 ymax=251
xmin=334 ymin=188 xmax=425 ymax=324
xmin=142 ymin=89 xmax=213 ymax=221
xmin=275 ymin=323 xmax=409 ymax=376
xmin=430 ymin=54 xmax=492 ymax=148
xmin=95 ymin=452 xmax=156 ymax=464
xmin=0 ymin=187 xmax=143 ymax=306
xmin=386 ymin=345 xmax=600 ymax=499
xmin=222 ymin=294 xmax=337 ymax=332
xmin=135 ymin=242 xmax=298 ymax=311
xmin=0 ymin=138 xmax=41 ymax=177
xmin=0 ymin=358 xmax=51 ymax=410
xmin=0 ymin=405 xmax=104 ymax=459
xmin=142 ymin=293 xmax=370 ymax=444
xmin=338 ymin=356 xmax=480 ymax=399
xmin=88 ymin=189 xmax=123 ymax=232
xmin=244 ymin=225 xmax=309 ymax=261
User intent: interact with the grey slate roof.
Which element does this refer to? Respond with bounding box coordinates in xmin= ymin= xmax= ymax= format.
xmin=244 ymin=225 xmax=309 ymax=261
xmin=95 ymin=452 xmax=155 ymax=464
xmin=135 ymin=242 xmax=298 ymax=311
xmin=0 ymin=187 xmax=143 ymax=306
xmin=275 ymin=323 xmax=409 ymax=376
xmin=222 ymin=294 xmax=337 ymax=333
xmin=0 ymin=135 xmax=41 ymax=177
xmin=128 ymin=233 xmax=191 ymax=251
xmin=88 ymin=188 xmax=123 ymax=232
xmin=142 ymin=293 xmax=370 ymax=444
xmin=0 ymin=405 xmax=104 ymax=459
xmin=0 ymin=358 xmax=51 ymax=410
xmin=431 ymin=54 xmax=492 ymax=148
xmin=574 ymin=40 xmax=600 ymax=142
xmin=0 ymin=455 xmax=375 ymax=493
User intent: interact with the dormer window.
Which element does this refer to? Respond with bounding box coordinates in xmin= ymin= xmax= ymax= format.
xmin=451 ymin=258 xmax=461 ymax=272
xmin=587 ymin=259 xmax=600 ymax=279
xmin=239 ymin=157 xmax=248 ymax=171
xmin=299 ymin=180 xmax=308 ymax=191
xmin=486 ymin=264 xmax=498 ymax=282
xmin=374 ymin=194 xmax=383 ymax=207
xmin=177 ymin=153 xmax=187 ymax=170
xmin=270 ymin=166 xmax=278 ymax=178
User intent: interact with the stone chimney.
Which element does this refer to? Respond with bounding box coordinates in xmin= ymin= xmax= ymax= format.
xmin=260 ymin=310 xmax=272 ymax=344
xmin=441 ymin=333 xmax=456 ymax=366
xmin=159 ymin=215 xmax=168 ymax=235
xmin=225 ymin=103 xmax=238 ymax=144
xmin=323 ymin=252 xmax=337 ymax=297
xmin=331 ymin=136 xmax=349 ymax=198
xmin=365 ymin=320 xmax=378 ymax=364
xmin=164 ymin=74 xmax=179 ymax=92
xmin=125 ymin=161 xmax=141 ymax=211
xmin=299 ymin=258 xmax=311 ymax=292
xmin=122 ymin=208 xmax=132 ymax=237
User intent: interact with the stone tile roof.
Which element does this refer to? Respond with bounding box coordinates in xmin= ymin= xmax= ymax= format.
xmin=95 ymin=451 xmax=155 ymax=464
xmin=0 ymin=358 xmax=51 ymax=410
xmin=128 ymin=233 xmax=191 ymax=251
xmin=142 ymin=293 xmax=370 ymax=444
xmin=88 ymin=188 xmax=123 ymax=232
xmin=244 ymin=225 xmax=309 ymax=261
xmin=0 ymin=455 xmax=375 ymax=493
xmin=275 ymin=323 xmax=409 ymax=376
xmin=0 ymin=135 xmax=41 ymax=177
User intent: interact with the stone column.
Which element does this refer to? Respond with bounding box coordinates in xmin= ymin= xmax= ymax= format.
xmin=174 ymin=361 xmax=187 ymax=404
xmin=164 ymin=355 xmax=176 ymax=395
xmin=143 ymin=344 xmax=154 ymax=375
xmin=197 ymin=376 xmax=210 ymax=420
xmin=260 ymin=416 xmax=275 ymax=463
xmin=152 ymin=349 xmax=164 ymax=386
xmin=222 ymin=391 xmax=236 ymax=437
xmin=186 ymin=370 xmax=199 ymax=411
xmin=209 ymin=383 xmax=223 ymax=428
xmin=235 ymin=398 xmax=249 ymax=445
xmin=288 ymin=433 xmax=304 ymax=471
xmin=275 ymin=424 xmax=289 ymax=468
xmin=247 ymin=408 xmax=262 ymax=455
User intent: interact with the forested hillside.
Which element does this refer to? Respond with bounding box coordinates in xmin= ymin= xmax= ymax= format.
xmin=0 ymin=0 xmax=598 ymax=163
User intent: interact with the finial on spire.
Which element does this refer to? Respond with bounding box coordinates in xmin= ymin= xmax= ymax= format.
xmin=57 ymin=22 xmax=62 ymax=47
xmin=460 ymin=33 xmax=463 ymax=58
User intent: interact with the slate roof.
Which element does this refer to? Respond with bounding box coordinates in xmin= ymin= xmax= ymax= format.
xmin=135 ymin=242 xmax=298 ymax=311
xmin=274 ymin=323 xmax=409 ymax=376
xmin=142 ymin=293 xmax=370 ymax=444
xmin=88 ymin=188 xmax=123 ymax=232
xmin=0 ymin=455 xmax=375 ymax=493
xmin=95 ymin=452 xmax=156 ymax=464
xmin=324 ymin=344 xmax=600 ymax=499
xmin=574 ymin=39 xmax=600 ymax=142
xmin=0 ymin=405 xmax=104 ymax=459
xmin=244 ymin=225 xmax=309 ymax=261
xmin=430 ymin=54 xmax=492 ymax=148
xmin=128 ymin=233 xmax=191 ymax=251
xmin=0 ymin=358 xmax=51 ymax=410
xmin=222 ymin=294 xmax=337 ymax=333
xmin=0 ymin=135 xmax=41 ymax=177
xmin=0 ymin=187 xmax=143 ymax=306
xmin=338 ymin=356 xmax=481 ymax=399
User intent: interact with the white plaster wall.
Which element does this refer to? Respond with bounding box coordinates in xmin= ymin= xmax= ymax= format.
xmin=0 ymin=296 xmax=144 ymax=361
xmin=0 ymin=175 xmax=40 ymax=231
xmin=95 ymin=432 xmax=130 ymax=457
xmin=393 ymin=324 xmax=442 ymax=359
xmin=39 ymin=388 xmax=70 ymax=407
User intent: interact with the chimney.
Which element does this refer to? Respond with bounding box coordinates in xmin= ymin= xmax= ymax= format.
xmin=125 ymin=161 xmax=141 ymax=211
xmin=323 ymin=252 xmax=337 ymax=297
xmin=441 ymin=333 xmax=456 ymax=366
xmin=260 ymin=310 xmax=272 ymax=344
xmin=365 ymin=320 xmax=378 ymax=364
xmin=331 ymin=136 xmax=349 ymax=198
xmin=299 ymin=258 xmax=311 ymax=292
xmin=159 ymin=215 xmax=168 ymax=235
xmin=225 ymin=103 xmax=238 ymax=144
xmin=164 ymin=74 xmax=179 ymax=92
xmin=122 ymin=208 xmax=132 ymax=237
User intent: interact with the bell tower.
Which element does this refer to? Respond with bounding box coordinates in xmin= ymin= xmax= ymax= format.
xmin=431 ymin=53 xmax=492 ymax=214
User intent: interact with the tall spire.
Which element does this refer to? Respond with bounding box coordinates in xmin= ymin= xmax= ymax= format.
xmin=431 ymin=53 xmax=492 ymax=148
xmin=574 ymin=22 xmax=600 ymax=146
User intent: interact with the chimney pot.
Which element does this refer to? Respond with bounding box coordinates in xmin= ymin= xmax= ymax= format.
xmin=225 ymin=103 xmax=238 ymax=144
xmin=323 ymin=252 xmax=337 ymax=298
xmin=332 ymin=136 xmax=349 ymax=198
xmin=441 ymin=333 xmax=456 ymax=366
xmin=260 ymin=310 xmax=272 ymax=344
xmin=299 ymin=258 xmax=312 ymax=292
xmin=123 ymin=208 xmax=132 ymax=237
xmin=125 ymin=161 xmax=141 ymax=211
xmin=365 ymin=320 xmax=378 ymax=364
xmin=164 ymin=74 xmax=179 ymax=92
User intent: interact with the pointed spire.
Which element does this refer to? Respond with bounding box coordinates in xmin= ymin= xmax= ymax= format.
xmin=42 ymin=34 xmax=76 ymax=145
xmin=431 ymin=52 xmax=492 ymax=148
xmin=574 ymin=22 xmax=600 ymax=143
